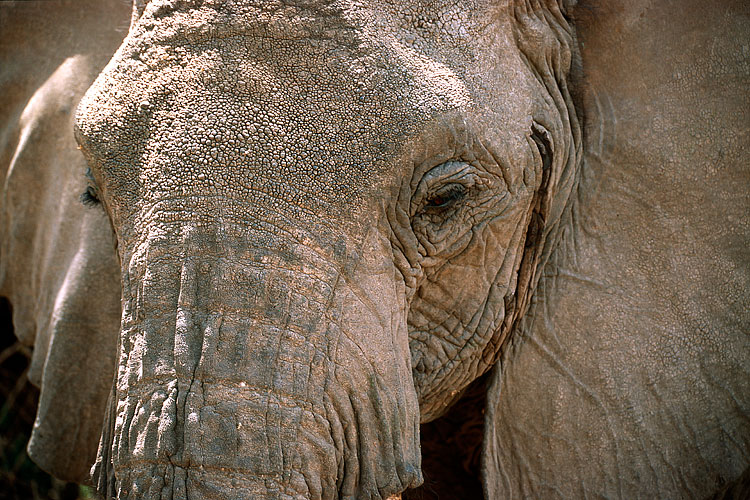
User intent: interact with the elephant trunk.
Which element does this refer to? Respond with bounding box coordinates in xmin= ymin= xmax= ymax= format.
xmin=93 ymin=219 xmax=421 ymax=499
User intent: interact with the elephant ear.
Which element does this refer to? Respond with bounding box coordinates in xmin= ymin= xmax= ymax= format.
xmin=0 ymin=0 xmax=130 ymax=482
xmin=482 ymin=0 xmax=750 ymax=498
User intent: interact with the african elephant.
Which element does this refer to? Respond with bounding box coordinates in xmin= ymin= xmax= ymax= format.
xmin=2 ymin=0 xmax=749 ymax=498
xmin=0 ymin=0 xmax=128 ymax=482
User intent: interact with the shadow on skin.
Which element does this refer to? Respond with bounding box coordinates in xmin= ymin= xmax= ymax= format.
xmin=405 ymin=373 xmax=488 ymax=500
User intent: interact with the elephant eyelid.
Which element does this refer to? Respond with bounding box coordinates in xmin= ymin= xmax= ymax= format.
xmin=423 ymin=183 xmax=468 ymax=210
xmin=530 ymin=123 xmax=553 ymax=170
xmin=411 ymin=161 xmax=480 ymax=218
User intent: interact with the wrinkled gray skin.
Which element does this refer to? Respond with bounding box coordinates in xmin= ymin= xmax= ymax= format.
xmin=75 ymin=0 xmax=578 ymax=497
xmin=2 ymin=0 xmax=749 ymax=498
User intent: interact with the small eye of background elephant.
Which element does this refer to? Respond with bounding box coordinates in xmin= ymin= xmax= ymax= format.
xmin=80 ymin=185 xmax=101 ymax=206
xmin=80 ymin=167 xmax=101 ymax=206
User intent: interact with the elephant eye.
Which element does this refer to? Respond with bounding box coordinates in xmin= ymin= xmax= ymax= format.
xmin=80 ymin=167 xmax=101 ymax=206
xmin=412 ymin=160 xmax=479 ymax=218
xmin=424 ymin=183 xmax=467 ymax=210
xmin=80 ymin=185 xmax=101 ymax=206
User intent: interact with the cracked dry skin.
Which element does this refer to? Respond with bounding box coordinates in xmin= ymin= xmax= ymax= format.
xmin=74 ymin=0 xmax=578 ymax=498
xmin=2 ymin=0 xmax=748 ymax=498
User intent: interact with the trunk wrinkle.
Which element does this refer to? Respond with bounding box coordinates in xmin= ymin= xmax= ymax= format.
xmin=269 ymin=294 xmax=294 ymax=484
xmin=103 ymin=223 xmax=420 ymax=499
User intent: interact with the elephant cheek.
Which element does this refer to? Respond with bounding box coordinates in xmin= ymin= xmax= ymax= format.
xmin=94 ymin=222 xmax=421 ymax=500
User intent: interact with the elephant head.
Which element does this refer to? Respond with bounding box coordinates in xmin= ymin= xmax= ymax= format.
xmin=59 ymin=0 xmax=749 ymax=498
xmin=73 ymin=0 xmax=580 ymax=497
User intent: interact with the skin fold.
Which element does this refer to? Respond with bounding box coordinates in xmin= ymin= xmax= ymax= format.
xmin=1 ymin=0 xmax=747 ymax=498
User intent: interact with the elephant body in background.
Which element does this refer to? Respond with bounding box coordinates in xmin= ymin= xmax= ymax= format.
xmin=1 ymin=0 xmax=748 ymax=498
xmin=0 ymin=0 xmax=128 ymax=482
xmin=485 ymin=1 xmax=750 ymax=497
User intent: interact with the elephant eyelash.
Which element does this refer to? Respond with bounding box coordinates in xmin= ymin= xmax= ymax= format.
xmin=80 ymin=167 xmax=101 ymax=206
xmin=423 ymin=183 xmax=468 ymax=211
xmin=80 ymin=186 xmax=101 ymax=206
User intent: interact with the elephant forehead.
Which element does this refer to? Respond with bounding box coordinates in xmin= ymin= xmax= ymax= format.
xmin=134 ymin=0 xmax=489 ymax=42
xmin=78 ymin=9 xmax=474 ymax=139
xmin=75 ymin=0 xmax=535 ymax=230
xmin=76 ymin=0 xmax=518 ymax=165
